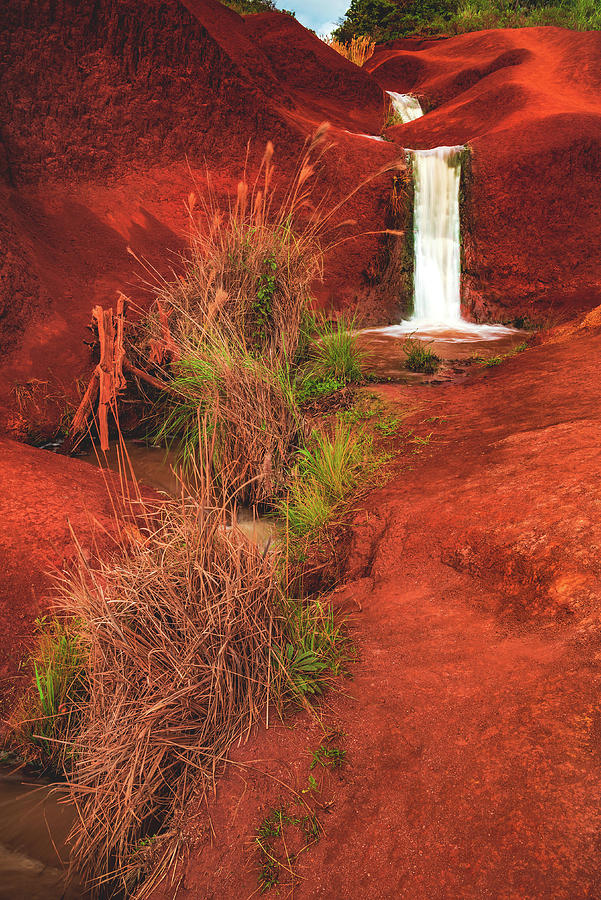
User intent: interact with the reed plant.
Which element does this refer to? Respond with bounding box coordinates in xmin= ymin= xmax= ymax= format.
xmin=131 ymin=129 xmax=397 ymax=501
xmin=139 ymin=130 xmax=331 ymax=368
xmin=325 ymin=35 xmax=376 ymax=66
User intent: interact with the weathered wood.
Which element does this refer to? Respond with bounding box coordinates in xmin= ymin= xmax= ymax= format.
xmin=123 ymin=358 xmax=178 ymax=395
xmin=71 ymin=369 xmax=100 ymax=435
xmin=70 ymin=294 xmax=177 ymax=448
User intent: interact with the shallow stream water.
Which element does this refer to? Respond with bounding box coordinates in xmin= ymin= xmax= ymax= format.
xmin=0 ymin=772 xmax=83 ymax=899
xmin=75 ymin=442 xmax=280 ymax=550
xmin=359 ymin=324 xmax=526 ymax=382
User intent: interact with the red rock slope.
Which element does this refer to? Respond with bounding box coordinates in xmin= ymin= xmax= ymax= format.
xmin=367 ymin=28 xmax=601 ymax=323
xmin=0 ymin=0 xmax=394 ymax=433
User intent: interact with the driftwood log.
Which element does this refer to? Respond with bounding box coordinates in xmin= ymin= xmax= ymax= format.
xmin=71 ymin=294 xmax=177 ymax=450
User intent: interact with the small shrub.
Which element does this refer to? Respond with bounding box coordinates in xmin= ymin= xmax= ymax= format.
xmin=402 ymin=338 xmax=440 ymax=374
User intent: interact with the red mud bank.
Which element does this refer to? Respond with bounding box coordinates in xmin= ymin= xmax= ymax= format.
xmin=153 ymin=320 xmax=601 ymax=900
xmin=367 ymin=27 xmax=601 ymax=323
xmin=0 ymin=441 xmax=118 ymax=714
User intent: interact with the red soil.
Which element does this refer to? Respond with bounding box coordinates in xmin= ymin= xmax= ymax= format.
xmin=367 ymin=28 xmax=601 ymax=323
xmin=154 ymin=320 xmax=601 ymax=899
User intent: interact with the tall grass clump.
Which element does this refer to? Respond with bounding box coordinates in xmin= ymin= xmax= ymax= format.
xmin=10 ymin=616 xmax=87 ymax=773
xmin=297 ymin=316 xmax=366 ymax=402
xmin=41 ymin=463 xmax=345 ymax=897
xmin=279 ymin=423 xmax=372 ymax=539
xmin=153 ymin=332 xmax=300 ymax=504
xmin=140 ymin=133 xmax=329 ymax=368
xmin=324 ymin=34 xmax=376 ymax=66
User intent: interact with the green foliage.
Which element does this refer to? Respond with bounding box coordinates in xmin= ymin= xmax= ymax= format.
xmin=253 ymin=255 xmax=277 ymax=344
xmin=475 ymin=340 xmax=528 ymax=368
xmin=310 ymin=745 xmax=347 ymax=769
xmin=255 ymin=806 xmax=320 ymax=892
xmin=278 ymin=424 xmax=373 ymax=539
xmin=296 ymin=372 xmax=346 ymax=403
xmin=297 ymin=316 xmax=365 ymax=402
xmin=222 ymin=0 xmax=275 ymax=13
xmin=278 ymin=598 xmax=348 ymax=699
xmin=402 ymin=338 xmax=441 ymax=374
xmin=14 ymin=616 xmax=88 ymax=771
xmin=152 ymin=354 xmax=220 ymax=470
xmin=333 ymin=0 xmax=601 ymax=42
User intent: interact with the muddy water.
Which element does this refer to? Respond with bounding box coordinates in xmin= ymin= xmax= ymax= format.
xmin=76 ymin=442 xmax=280 ymax=550
xmin=360 ymin=325 xmax=527 ymax=382
xmin=0 ymin=773 xmax=84 ymax=899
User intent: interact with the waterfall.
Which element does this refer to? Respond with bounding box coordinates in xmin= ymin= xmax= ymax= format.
xmin=370 ymin=92 xmax=515 ymax=340
xmin=412 ymin=146 xmax=464 ymax=324
xmin=387 ymin=91 xmax=465 ymax=326
xmin=387 ymin=91 xmax=424 ymax=124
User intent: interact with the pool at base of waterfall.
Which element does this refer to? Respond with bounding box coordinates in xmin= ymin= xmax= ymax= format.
xmin=359 ymin=323 xmax=528 ymax=383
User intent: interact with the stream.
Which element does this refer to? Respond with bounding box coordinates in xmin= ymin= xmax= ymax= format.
xmin=0 ymin=772 xmax=84 ymax=899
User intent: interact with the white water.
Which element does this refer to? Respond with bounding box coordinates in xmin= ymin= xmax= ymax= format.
xmin=387 ymin=91 xmax=424 ymax=124
xmin=379 ymin=92 xmax=516 ymax=341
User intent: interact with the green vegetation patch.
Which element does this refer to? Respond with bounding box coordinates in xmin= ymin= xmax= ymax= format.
xmin=333 ymin=0 xmax=601 ymax=43
xmin=402 ymin=338 xmax=441 ymax=374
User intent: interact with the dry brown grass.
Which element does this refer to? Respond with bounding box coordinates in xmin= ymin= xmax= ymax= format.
xmin=154 ymin=332 xmax=301 ymax=504
xmin=137 ymin=129 xmax=330 ymax=368
xmin=325 ymin=35 xmax=376 ymax=67
xmin=57 ymin=465 xmax=289 ymax=896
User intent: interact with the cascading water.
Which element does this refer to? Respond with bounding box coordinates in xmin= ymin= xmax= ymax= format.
xmin=387 ymin=91 xmax=424 ymax=124
xmin=411 ymin=145 xmax=464 ymax=325
xmin=380 ymin=91 xmax=515 ymax=341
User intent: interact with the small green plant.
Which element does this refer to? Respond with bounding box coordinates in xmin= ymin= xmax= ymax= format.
xmin=277 ymin=598 xmax=348 ymax=700
xmin=310 ymin=745 xmax=347 ymax=770
xmin=296 ymin=372 xmax=345 ymax=403
xmin=297 ymin=315 xmax=366 ymax=401
xmin=255 ymin=805 xmax=320 ymax=892
xmin=402 ymin=338 xmax=440 ymax=374
xmin=12 ymin=616 xmax=88 ymax=771
xmin=475 ymin=341 xmax=528 ymax=368
xmin=375 ymin=414 xmax=403 ymax=436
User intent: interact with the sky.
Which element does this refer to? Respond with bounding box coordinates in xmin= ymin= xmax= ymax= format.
xmin=274 ymin=0 xmax=349 ymax=36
